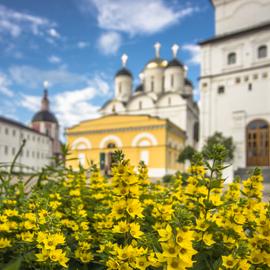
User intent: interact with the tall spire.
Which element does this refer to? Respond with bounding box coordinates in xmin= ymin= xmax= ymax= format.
xmin=154 ymin=42 xmax=161 ymax=58
xmin=121 ymin=53 xmax=128 ymax=67
xmin=171 ymin=44 xmax=179 ymax=58
xmin=41 ymin=81 xmax=49 ymax=111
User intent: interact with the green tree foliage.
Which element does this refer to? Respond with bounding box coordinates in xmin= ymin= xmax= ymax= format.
xmin=202 ymin=132 xmax=235 ymax=161
xmin=178 ymin=145 xmax=197 ymax=163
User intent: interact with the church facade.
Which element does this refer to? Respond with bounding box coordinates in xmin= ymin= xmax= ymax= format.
xmin=100 ymin=43 xmax=199 ymax=147
xmin=66 ymin=114 xmax=185 ymax=178
xmin=66 ymin=44 xmax=199 ymax=177
xmin=200 ymin=0 xmax=270 ymax=169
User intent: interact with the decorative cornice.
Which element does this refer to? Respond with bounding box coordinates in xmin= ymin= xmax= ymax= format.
xmin=200 ymin=63 xmax=270 ymax=80
xmin=199 ymin=22 xmax=270 ymax=46
xmin=66 ymin=124 xmax=166 ymax=136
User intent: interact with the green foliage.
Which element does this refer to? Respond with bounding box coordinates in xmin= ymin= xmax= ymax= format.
xmin=178 ymin=145 xmax=197 ymax=163
xmin=162 ymin=174 xmax=174 ymax=183
xmin=2 ymin=258 xmax=22 ymax=270
xmin=202 ymin=132 xmax=235 ymax=161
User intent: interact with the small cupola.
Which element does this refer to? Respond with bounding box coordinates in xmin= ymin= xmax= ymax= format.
xmin=32 ymin=81 xmax=58 ymax=124
xmin=115 ymin=54 xmax=133 ymax=78
xmin=114 ymin=54 xmax=133 ymax=102
xmin=167 ymin=44 xmax=184 ymax=68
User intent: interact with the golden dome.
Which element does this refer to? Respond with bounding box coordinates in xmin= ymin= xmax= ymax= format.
xmin=145 ymin=58 xmax=168 ymax=69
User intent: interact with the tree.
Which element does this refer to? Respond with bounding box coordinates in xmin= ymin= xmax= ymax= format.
xmin=178 ymin=145 xmax=197 ymax=163
xmin=202 ymin=132 xmax=235 ymax=161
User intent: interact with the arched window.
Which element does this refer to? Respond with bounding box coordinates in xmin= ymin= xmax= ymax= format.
xmin=227 ymin=52 xmax=236 ymax=65
xmin=140 ymin=150 xmax=149 ymax=165
xmin=118 ymin=82 xmax=122 ymax=94
xmin=162 ymin=76 xmax=165 ymax=89
xmin=139 ymin=101 xmax=142 ymax=110
xmin=217 ymin=85 xmax=225 ymax=94
xmin=107 ymin=143 xmax=116 ymax=149
xmin=258 ymin=45 xmax=267 ymax=59
xmin=171 ymin=74 xmax=174 ymax=87
xmin=193 ymin=122 xmax=199 ymax=142
xmin=151 ymin=76 xmax=154 ymax=91
xmin=78 ymin=153 xmax=85 ymax=166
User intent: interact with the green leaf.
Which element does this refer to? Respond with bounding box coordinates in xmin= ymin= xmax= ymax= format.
xmin=210 ymin=179 xmax=222 ymax=189
xmin=3 ymin=258 xmax=22 ymax=270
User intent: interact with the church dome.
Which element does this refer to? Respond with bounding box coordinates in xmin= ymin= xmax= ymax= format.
xmin=115 ymin=68 xmax=132 ymax=77
xmin=135 ymin=84 xmax=144 ymax=92
xmin=167 ymin=58 xmax=184 ymax=68
xmin=185 ymin=78 xmax=193 ymax=87
xmin=32 ymin=110 xmax=58 ymax=123
xmin=145 ymin=58 xmax=168 ymax=69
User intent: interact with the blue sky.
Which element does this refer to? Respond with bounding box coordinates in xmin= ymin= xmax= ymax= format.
xmin=0 ymin=0 xmax=214 ymax=133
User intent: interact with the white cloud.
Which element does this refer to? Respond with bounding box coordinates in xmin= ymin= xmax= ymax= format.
xmin=77 ymin=41 xmax=90 ymax=49
xmin=0 ymin=73 xmax=14 ymax=97
xmin=84 ymin=0 xmax=197 ymax=35
xmin=54 ymin=87 xmax=100 ymax=128
xmin=48 ymin=28 xmax=60 ymax=38
xmin=0 ymin=4 xmax=58 ymax=39
xmin=88 ymin=74 xmax=109 ymax=95
xmin=20 ymin=95 xmax=40 ymax=112
xmin=182 ymin=44 xmax=201 ymax=65
xmin=9 ymin=65 xmax=87 ymax=89
xmin=19 ymin=74 xmax=110 ymax=128
xmin=98 ymin=31 xmax=122 ymax=55
xmin=48 ymin=55 xmax=62 ymax=64
xmin=80 ymin=0 xmax=198 ymax=54
xmin=0 ymin=19 xmax=21 ymax=37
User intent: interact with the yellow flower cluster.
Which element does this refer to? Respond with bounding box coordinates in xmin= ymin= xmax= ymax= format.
xmin=0 ymin=152 xmax=269 ymax=269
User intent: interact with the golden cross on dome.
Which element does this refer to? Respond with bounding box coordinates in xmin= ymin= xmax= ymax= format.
xmin=121 ymin=54 xmax=128 ymax=67
xmin=154 ymin=42 xmax=161 ymax=58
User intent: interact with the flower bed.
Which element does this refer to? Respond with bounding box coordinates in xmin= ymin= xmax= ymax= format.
xmin=0 ymin=149 xmax=269 ymax=270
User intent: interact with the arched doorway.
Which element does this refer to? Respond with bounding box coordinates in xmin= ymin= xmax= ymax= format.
xmin=106 ymin=142 xmax=116 ymax=175
xmin=246 ymin=119 xmax=269 ymax=166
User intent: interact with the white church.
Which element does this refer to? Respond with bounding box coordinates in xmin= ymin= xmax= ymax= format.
xmin=200 ymin=0 xmax=270 ymax=171
xmin=100 ymin=43 xmax=199 ymax=147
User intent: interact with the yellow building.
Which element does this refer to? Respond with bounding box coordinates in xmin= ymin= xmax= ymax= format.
xmin=66 ymin=114 xmax=185 ymax=178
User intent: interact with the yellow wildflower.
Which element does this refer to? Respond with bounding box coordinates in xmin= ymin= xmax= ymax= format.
xmin=129 ymin=223 xmax=143 ymax=239
xmin=222 ymin=255 xmax=238 ymax=268
xmin=202 ymin=232 xmax=215 ymax=246
xmin=126 ymin=199 xmax=144 ymax=218
xmin=21 ymin=231 xmax=35 ymax=242
xmin=158 ymin=224 xmax=172 ymax=242
xmin=113 ymin=221 xmax=129 ymax=234
xmin=161 ymin=241 xmax=178 ymax=258
xmin=0 ymin=238 xmax=11 ymax=248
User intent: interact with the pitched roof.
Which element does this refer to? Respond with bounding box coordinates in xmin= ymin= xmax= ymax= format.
xmin=0 ymin=115 xmax=51 ymax=138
